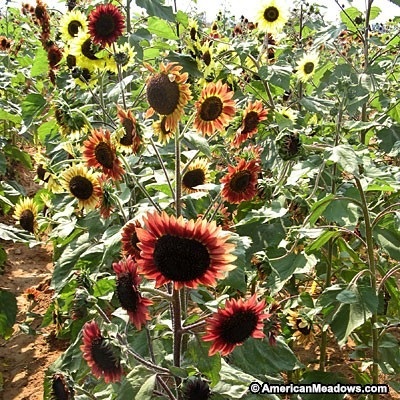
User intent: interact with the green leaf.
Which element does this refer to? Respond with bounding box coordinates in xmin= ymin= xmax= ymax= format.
xmin=323 ymin=198 xmax=359 ymax=228
xmin=327 ymin=144 xmax=359 ymax=176
xmin=0 ymin=289 xmax=17 ymax=339
xmin=305 ymin=230 xmax=341 ymax=254
xmin=183 ymin=130 xmax=212 ymax=157
xmin=176 ymin=10 xmax=189 ymax=26
xmin=37 ymin=120 xmax=58 ymax=143
xmin=0 ymin=153 xmax=6 ymax=175
xmin=4 ymin=145 xmax=32 ymax=169
xmin=30 ymin=46 xmax=48 ymax=77
xmin=0 ymin=109 xmax=22 ymax=124
xmin=21 ymin=93 xmax=46 ymax=127
xmin=0 ymin=222 xmax=40 ymax=245
xmin=373 ymin=225 xmax=400 ymax=260
xmin=308 ymin=194 xmax=335 ymax=225
xmin=136 ymin=0 xmax=175 ymax=22
xmin=377 ymin=125 xmax=400 ymax=152
xmin=369 ymin=6 xmax=382 ymax=20
xmin=300 ymin=371 xmax=347 ymax=400
xmin=167 ymin=52 xmax=202 ymax=77
xmin=340 ymin=7 xmax=362 ymax=29
xmin=300 ymin=96 xmax=335 ymax=114
xmin=135 ymin=374 xmax=156 ymax=399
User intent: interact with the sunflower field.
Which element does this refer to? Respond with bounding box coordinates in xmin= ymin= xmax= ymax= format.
xmin=0 ymin=0 xmax=399 ymax=398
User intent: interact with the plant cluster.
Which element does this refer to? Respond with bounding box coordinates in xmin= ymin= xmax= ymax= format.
xmin=0 ymin=0 xmax=399 ymax=399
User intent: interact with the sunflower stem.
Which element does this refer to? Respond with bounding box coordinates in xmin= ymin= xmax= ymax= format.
xmin=141 ymin=286 xmax=173 ymax=301
xmin=157 ymin=375 xmax=178 ymax=400
xmin=126 ymin=0 xmax=131 ymax=33
xmin=175 ymin=124 xmax=182 ymax=218
xmin=172 ymin=287 xmax=183 ymax=396
xmin=114 ymin=43 xmax=128 ymax=111
xmin=203 ymin=192 xmax=222 ymax=221
xmin=75 ymin=385 xmax=98 ymax=399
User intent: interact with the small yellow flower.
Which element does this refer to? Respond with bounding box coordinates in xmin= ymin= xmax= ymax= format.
xmin=13 ymin=198 xmax=39 ymax=234
xmin=295 ymin=51 xmax=319 ymax=82
xmin=256 ymin=0 xmax=289 ymax=35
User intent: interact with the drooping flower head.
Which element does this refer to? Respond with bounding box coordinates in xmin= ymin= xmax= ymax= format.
xmin=13 ymin=197 xmax=39 ymax=234
xmin=193 ymin=81 xmax=236 ymax=136
xmin=96 ymin=175 xmax=115 ymax=219
xmin=295 ymin=51 xmax=319 ymax=82
xmin=233 ymin=100 xmax=268 ymax=147
xmin=145 ymin=62 xmax=192 ymax=131
xmin=152 ymin=116 xmax=174 ymax=145
xmin=182 ymin=377 xmax=211 ymax=400
xmin=121 ymin=220 xmax=142 ymax=260
xmin=136 ymin=212 xmax=236 ymax=289
xmin=256 ymin=0 xmax=289 ymax=35
xmin=116 ymin=106 xmax=141 ymax=153
xmin=287 ymin=310 xmax=315 ymax=347
xmin=61 ymin=164 xmax=101 ymax=210
xmin=81 ymin=320 xmax=124 ymax=383
xmin=182 ymin=158 xmax=210 ymax=194
xmin=59 ymin=9 xmax=88 ymax=42
xmin=113 ymin=256 xmax=152 ymax=330
xmin=88 ymin=4 xmax=125 ymax=47
xmin=203 ymin=294 xmax=269 ymax=356
xmin=277 ymin=132 xmax=302 ymax=160
xmin=83 ymin=128 xmax=124 ymax=180
xmin=51 ymin=372 xmax=74 ymax=400
xmin=220 ymin=159 xmax=260 ymax=204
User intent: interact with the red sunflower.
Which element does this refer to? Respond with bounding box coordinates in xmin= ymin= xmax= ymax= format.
xmin=232 ymin=100 xmax=268 ymax=147
xmin=203 ymin=294 xmax=269 ymax=356
xmin=220 ymin=159 xmax=260 ymax=204
xmin=88 ymin=4 xmax=125 ymax=47
xmin=113 ymin=256 xmax=152 ymax=330
xmin=193 ymin=81 xmax=236 ymax=136
xmin=121 ymin=220 xmax=142 ymax=260
xmin=116 ymin=106 xmax=141 ymax=153
xmin=83 ymin=128 xmax=124 ymax=181
xmin=145 ymin=62 xmax=192 ymax=131
xmin=96 ymin=175 xmax=115 ymax=219
xmin=80 ymin=320 xmax=124 ymax=383
xmin=136 ymin=211 xmax=236 ymax=289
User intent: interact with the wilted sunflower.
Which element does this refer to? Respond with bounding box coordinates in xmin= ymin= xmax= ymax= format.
xmin=182 ymin=158 xmax=210 ymax=193
xmin=59 ymin=9 xmax=88 ymax=42
xmin=81 ymin=320 xmax=124 ymax=383
xmin=152 ymin=116 xmax=174 ymax=145
xmin=145 ymin=62 xmax=192 ymax=131
xmin=51 ymin=372 xmax=74 ymax=400
xmin=277 ymin=132 xmax=302 ymax=160
xmin=295 ymin=51 xmax=319 ymax=82
xmin=113 ymin=256 xmax=152 ymax=330
xmin=88 ymin=4 xmax=125 ymax=47
xmin=287 ymin=310 xmax=315 ymax=347
xmin=203 ymin=294 xmax=269 ymax=356
xmin=13 ymin=197 xmax=39 ymax=234
xmin=83 ymin=128 xmax=124 ymax=180
xmin=256 ymin=0 xmax=289 ymax=35
xmin=220 ymin=159 xmax=260 ymax=204
xmin=182 ymin=377 xmax=211 ymax=400
xmin=136 ymin=211 xmax=236 ymax=289
xmin=115 ymin=106 xmax=141 ymax=153
xmin=233 ymin=100 xmax=268 ymax=147
xmin=61 ymin=164 xmax=101 ymax=210
xmin=121 ymin=220 xmax=142 ymax=260
xmin=96 ymin=176 xmax=115 ymax=219
xmin=194 ymin=80 xmax=236 ymax=136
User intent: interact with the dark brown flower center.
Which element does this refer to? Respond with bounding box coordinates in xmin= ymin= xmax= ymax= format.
xmin=220 ymin=310 xmax=258 ymax=344
xmin=296 ymin=318 xmax=312 ymax=335
xmin=183 ymin=378 xmax=211 ymax=400
xmin=95 ymin=13 xmax=116 ymax=38
xmin=153 ymin=234 xmax=211 ymax=283
xmin=90 ymin=337 xmax=121 ymax=374
xmin=147 ymin=73 xmax=180 ymax=115
xmin=120 ymin=118 xmax=134 ymax=146
xmin=37 ymin=164 xmax=49 ymax=182
xmin=130 ymin=231 xmax=140 ymax=252
xmin=241 ymin=111 xmax=260 ymax=134
xmin=52 ymin=375 xmax=71 ymax=400
xmin=114 ymin=51 xmax=129 ymax=66
xmin=81 ymin=38 xmax=99 ymax=60
xmin=116 ymin=273 xmax=140 ymax=312
xmin=279 ymin=134 xmax=301 ymax=160
xmin=264 ymin=6 xmax=279 ymax=22
xmin=190 ymin=27 xmax=197 ymax=41
xmin=303 ymin=61 xmax=315 ymax=74
xmin=202 ymin=50 xmax=211 ymax=66
xmin=95 ymin=142 xmax=115 ymax=169
xmin=229 ymin=170 xmax=251 ymax=193
xmin=200 ymin=96 xmax=223 ymax=121
xmin=20 ymin=209 xmax=35 ymax=233
xmin=69 ymin=175 xmax=94 ymax=200
xmin=68 ymin=20 xmax=82 ymax=37
xmin=182 ymin=168 xmax=206 ymax=190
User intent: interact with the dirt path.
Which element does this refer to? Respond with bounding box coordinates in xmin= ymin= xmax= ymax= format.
xmin=0 ymin=241 xmax=67 ymax=400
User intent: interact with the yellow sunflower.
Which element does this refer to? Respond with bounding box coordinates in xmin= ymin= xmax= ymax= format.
xmin=70 ymin=31 xmax=105 ymax=71
xmin=59 ymin=10 xmax=88 ymax=43
xmin=61 ymin=164 xmax=101 ymax=211
xmin=295 ymin=51 xmax=319 ymax=82
xmin=182 ymin=158 xmax=210 ymax=193
xmin=13 ymin=197 xmax=39 ymax=234
xmin=287 ymin=310 xmax=315 ymax=347
xmin=106 ymin=42 xmax=135 ymax=74
xmin=152 ymin=116 xmax=174 ymax=145
xmin=256 ymin=0 xmax=289 ymax=35
xmin=145 ymin=62 xmax=192 ymax=132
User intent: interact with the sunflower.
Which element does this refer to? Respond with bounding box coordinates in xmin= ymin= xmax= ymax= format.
xmin=182 ymin=377 xmax=211 ymax=400
xmin=152 ymin=116 xmax=174 ymax=145
xmin=80 ymin=320 xmax=124 ymax=383
xmin=232 ymin=100 xmax=268 ymax=147
xmin=287 ymin=310 xmax=315 ymax=347
xmin=121 ymin=220 xmax=142 ymax=260
xmin=47 ymin=44 xmax=63 ymax=69
xmin=83 ymin=128 xmax=124 ymax=180
xmin=182 ymin=158 xmax=210 ymax=193
xmin=13 ymin=197 xmax=39 ymax=234
xmin=220 ymin=159 xmax=260 ymax=204
xmin=198 ymin=41 xmax=215 ymax=78
xmin=106 ymin=42 xmax=135 ymax=74
xmin=193 ymin=81 xmax=236 ymax=136
xmin=136 ymin=211 xmax=236 ymax=289
xmin=276 ymin=106 xmax=298 ymax=123
xmin=88 ymin=4 xmax=125 ymax=47
xmin=70 ymin=31 xmax=104 ymax=70
xmin=59 ymin=9 xmax=88 ymax=42
xmin=256 ymin=0 xmax=289 ymax=35
xmin=277 ymin=132 xmax=302 ymax=160
xmin=97 ymin=176 xmax=115 ymax=219
xmin=295 ymin=51 xmax=319 ymax=82
xmin=145 ymin=62 xmax=192 ymax=132
xmin=51 ymin=373 xmax=74 ymax=400
xmin=115 ymin=106 xmax=141 ymax=153
xmin=61 ymin=164 xmax=101 ymax=210
xmin=113 ymin=256 xmax=152 ymax=330
xmin=203 ymin=294 xmax=269 ymax=356
xmin=72 ymin=66 xmax=98 ymax=88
